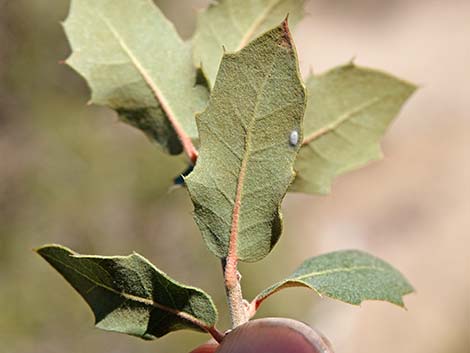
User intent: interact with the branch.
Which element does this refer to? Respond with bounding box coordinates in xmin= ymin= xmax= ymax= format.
xmin=222 ymin=259 xmax=248 ymax=328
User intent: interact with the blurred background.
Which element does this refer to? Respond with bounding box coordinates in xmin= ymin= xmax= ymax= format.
xmin=0 ymin=0 xmax=468 ymax=352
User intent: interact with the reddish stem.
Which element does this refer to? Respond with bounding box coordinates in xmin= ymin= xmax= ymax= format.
xmin=172 ymin=121 xmax=198 ymax=163
xmin=206 ymin=326 xmax=224 ymax=344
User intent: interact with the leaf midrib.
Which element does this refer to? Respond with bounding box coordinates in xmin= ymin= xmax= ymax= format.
xmin=291 ymin=264 xmax=387 ymax=281
xmin=42 ymin=252 xmax=211 ymax=328
xmin=227 ymin=55 xmax=278 ymax=261
xmin=257 ymin=265 xmax=388 ymax=302
xmin=302 ymin=96 xmax=382 ymax=145
xmin=99 ymin=14 xmax=189 ymax=143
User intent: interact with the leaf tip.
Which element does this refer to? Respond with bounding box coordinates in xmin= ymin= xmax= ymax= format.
xmin=62 ymin=55 xmax=74 ymax=69
xmin=279 ymin=17 xmax=294 ymax=49
xmin=283 ymin=13 xmax=290 ymax=25
xmin=34 ymin=243 xmax=57 ymax=253
xmin=59 ymin=19 xmax=67 ymax=29
xmin=408 ymin=81 xmax=420 ymax=93
xmin=35 ymin=243 xmax=74 ymax=254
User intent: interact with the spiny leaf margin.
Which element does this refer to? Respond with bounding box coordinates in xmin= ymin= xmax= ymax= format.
xmin=192 ymin=0 xmax=306 ymax=88
xmin=292 ymin=63 xmax=417 ymax=195
xmin=63 ymin=0 xmax=208 ymax=155
xmin=253 ymin=250 xmax=414 ymax=310
xmin=36 ymin=244 xmax=218 ymax=340
xmin=187 ymin=21 xmax=306 ymax=262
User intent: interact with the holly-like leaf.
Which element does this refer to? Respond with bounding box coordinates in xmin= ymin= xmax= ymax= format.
xmin=36 ymin=245 xmax=218 ymax=340
xmin=192 ymin=0 xmax=305 ymax=88
xmin=291 ymin=64 xmax=417 ymax=194
xmin=252 ymin=250 xmax=414 ymax=312
xmin=186 ymin=22 xmax=306 ymax=262
xmin=64 ymin=0 xmax=208 ymax=155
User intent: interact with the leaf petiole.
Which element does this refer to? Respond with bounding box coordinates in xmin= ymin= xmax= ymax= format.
xmin=206 ymin=326 xmax=225 ymax=343
xmin=222 ymin=258 xmax=248 ymax=328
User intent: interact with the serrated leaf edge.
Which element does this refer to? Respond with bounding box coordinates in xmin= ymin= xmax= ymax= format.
xmin=63 ymin=2 xmax=199 ymax=161
xmin=36 ymin=244 xmax=218 ymax=333
xmin=221 ymin=19 xmax=304 ymax=263
xmin=249 ymin=250 xmax=414 ymax=317
xmin=235 ymin=0 xmax=292 ymax=51
xmin=193 ymin=0 xmax=306 ymax=87
xmin=293 ymin=63 xmax=417 ymax=194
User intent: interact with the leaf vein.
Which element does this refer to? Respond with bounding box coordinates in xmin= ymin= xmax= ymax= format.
xmin=292 ymin=265 xmax=387 ymax=281
xmin=302 ymin=96 xmax=382 ymax=145
xmin=42 ymin=252 xmax=210 ymax=328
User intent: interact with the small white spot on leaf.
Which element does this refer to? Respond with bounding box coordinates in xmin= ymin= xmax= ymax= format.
xmin=289 ymin=130 xmax=299 ymax=146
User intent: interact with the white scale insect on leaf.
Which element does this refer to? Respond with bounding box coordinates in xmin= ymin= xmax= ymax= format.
xmin=289 ymin=130 xmax=299 ymax=146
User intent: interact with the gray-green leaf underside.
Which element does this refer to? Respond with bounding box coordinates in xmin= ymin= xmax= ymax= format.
xmin=292 ymin=64 xmax=417 ymax=194
xmin=186 ymin=22 xmax=306 ymax=262
xmin=254 ymin=250 xmax=414 ymax=308
xmin=64 ymin=0 xmax=207 ymax=155
xmin=193 ymin=0 xmax=305 ymax=88
xmin=37 ymin=245 xmax=218 ymax=340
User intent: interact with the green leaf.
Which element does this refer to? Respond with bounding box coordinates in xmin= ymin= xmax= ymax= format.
xmin=64 ymin=0 xmax=208 ymax=155
xmin=291 ymin=64 xmax=417 ymax=194
xmin=186 ymin=22 xmax=306 ymax=262
xmin=36 ymin=245 xmax=218 ymax=340
xmin=253 ymin=250 xmax=414 ymax=309
xmin=192 ymin=0 xmax=305 ymax=88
